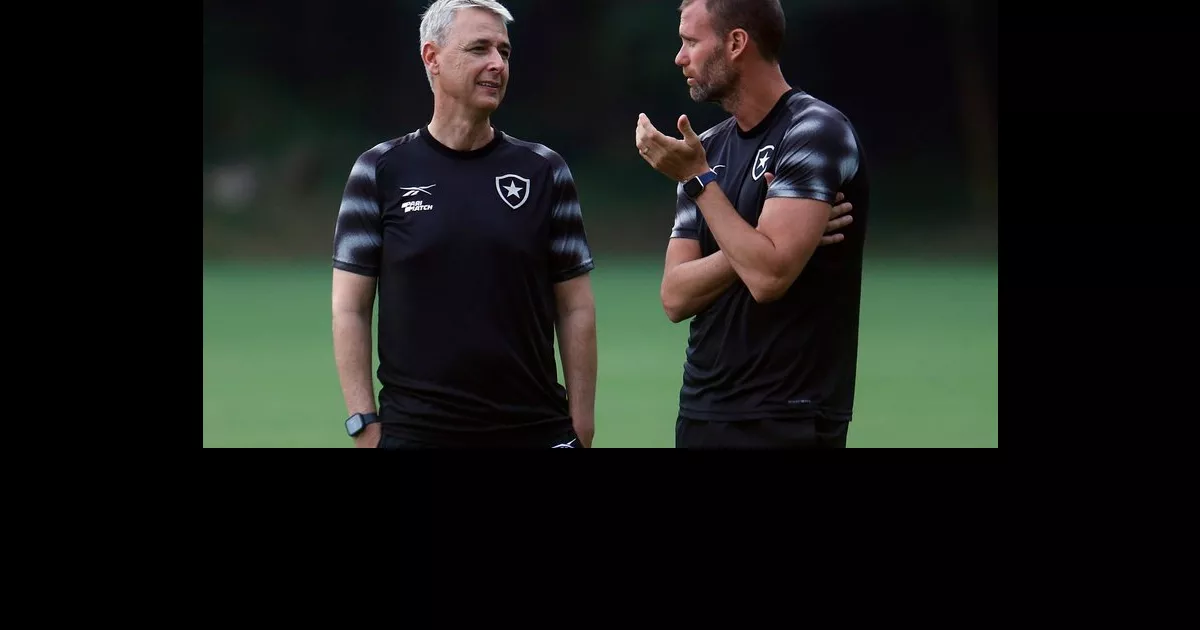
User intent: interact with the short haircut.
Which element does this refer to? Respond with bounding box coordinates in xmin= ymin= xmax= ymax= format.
xmin=419 ymin=0 xmax=515 ymax=89
xmin=679 ymin=0 xmax=786 ymax=62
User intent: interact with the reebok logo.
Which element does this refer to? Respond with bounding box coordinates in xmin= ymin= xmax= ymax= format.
xmin=399 ymin=184 xmax=435 ymax=197
xmin=402 ymin=200 xmax=433 ymax=213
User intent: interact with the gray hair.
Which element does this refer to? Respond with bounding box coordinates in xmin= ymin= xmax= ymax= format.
xmin=419 ymin=0 xmax=515 ymax=90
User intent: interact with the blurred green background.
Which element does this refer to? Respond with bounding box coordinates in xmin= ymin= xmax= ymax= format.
xmin=203 ymin=0 xmax=997 ymax=447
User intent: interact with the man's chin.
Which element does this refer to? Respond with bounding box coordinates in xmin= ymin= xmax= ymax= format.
xmin=475 ymin=95 xmax=503 ymax=112
xmin=691 ymin=87 xmax=731 ymax=105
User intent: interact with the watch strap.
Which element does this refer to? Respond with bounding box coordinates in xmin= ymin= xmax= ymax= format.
xmin=685 ymin=169 xmax=719 ymax=199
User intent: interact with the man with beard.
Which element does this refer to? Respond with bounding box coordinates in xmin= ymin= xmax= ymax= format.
xmin=331 ymin=0 xmax=597 ymax=448
xmin=635 ymin=0 xmax=871 ymax=448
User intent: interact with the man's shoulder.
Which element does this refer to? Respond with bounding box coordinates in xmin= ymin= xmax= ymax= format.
xmin=355 ymin=130 xmax=422 ymax=164
xmin=782 ymin=92 xmax=855 ymax=135
xmin=778 ymin=93 xmax=863 ymax=164
xmin=499 ymin=132 xmax=570 ymax=169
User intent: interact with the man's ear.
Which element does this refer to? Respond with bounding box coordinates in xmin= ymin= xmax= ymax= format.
xmin=727 ymin=28 xmax=748 ymax=60
xmin=422 ymin=41 xmax=440 ymax=78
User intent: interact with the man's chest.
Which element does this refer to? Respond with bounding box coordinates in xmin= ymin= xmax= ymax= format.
xmin=698 ymin=133 xmax=783 ymax=253
xmin=377 ymin=165 xmax=550 ymax=263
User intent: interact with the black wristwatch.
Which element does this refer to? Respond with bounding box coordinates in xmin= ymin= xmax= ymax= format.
xmin=683 ymin=169 xmax=719 ymax=199
xmin=345 ymin=412 xmax=379 ymax=437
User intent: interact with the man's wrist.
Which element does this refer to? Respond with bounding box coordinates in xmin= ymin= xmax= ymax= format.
xmin=682 ymin=169 xmax=719 ymax=199
xmin=345 ymin=410 xmax=380 ymax=437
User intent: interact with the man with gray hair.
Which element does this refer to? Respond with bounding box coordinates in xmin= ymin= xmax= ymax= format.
xmin=331 ymin=0 xmax=598 ymax=448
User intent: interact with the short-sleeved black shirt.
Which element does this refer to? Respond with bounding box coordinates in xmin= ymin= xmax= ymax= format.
xmin=670 ymin=89 xmax=870 ymax=422
xmin=332 ymin=126 xmax=594 ymax=443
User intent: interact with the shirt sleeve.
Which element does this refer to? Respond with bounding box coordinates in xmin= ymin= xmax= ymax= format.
xmin=331 ymin=147 xmax=385 ymax=277
xmin=765 ymin=108 xmax=861 ymax=205
xmin=670 ymin=181 xmax=700 ymax=240
xmin=545 ymin=154 xmax=595 ymax=283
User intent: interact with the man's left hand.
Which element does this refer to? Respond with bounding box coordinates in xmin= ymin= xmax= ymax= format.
xmin=762 ymin=172 xmax=855 ymax=246
xmin=636 ymin=113 xmax=710 ymax=182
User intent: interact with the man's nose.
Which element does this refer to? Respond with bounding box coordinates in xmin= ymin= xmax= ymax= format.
xmin=487 ymin=49 xmax=505 ymax=71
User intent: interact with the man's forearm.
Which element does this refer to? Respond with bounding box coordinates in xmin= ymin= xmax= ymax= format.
xmin=661 ymin=250 xmax=738 ymax=322
xmin=556 ymin=307 xmax=597 ymax=447
xmin=695 ymin=184 xmax=783 ymax=290
xmin=332 ymin=310 xmax=377 ymax=415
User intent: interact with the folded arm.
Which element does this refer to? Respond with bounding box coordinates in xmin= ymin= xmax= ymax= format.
xmin=639 ymin=110 xmax=859 ymax=306
xmin=660 ymin=238 xmax=738 ymax=322
xmin=693 ymin=185 xmax=829 ymax=303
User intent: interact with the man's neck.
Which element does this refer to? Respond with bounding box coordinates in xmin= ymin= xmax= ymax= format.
xmin=726 ymin=63 xmax=793 ymax=133
xmin=428 ymin=101 xmax=494 ymax=151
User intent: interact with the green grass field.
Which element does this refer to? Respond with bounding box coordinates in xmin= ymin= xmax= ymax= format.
xmin=203 ymin=256 xmax=997 ymax=447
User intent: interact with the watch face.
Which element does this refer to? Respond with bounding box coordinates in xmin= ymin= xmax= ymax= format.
xmin=346 ymin=416 xmax=363 ymax=435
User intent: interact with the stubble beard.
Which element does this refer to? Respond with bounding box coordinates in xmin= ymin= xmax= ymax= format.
xmin=688 ymin=59 xmax=740 ymax=113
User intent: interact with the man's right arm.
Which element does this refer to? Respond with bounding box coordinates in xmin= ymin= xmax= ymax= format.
xmin=661 ymin=238 xmax=738 ymax=323
xmin=660 ymin=179 xmax=738 ymax=323
xmin=333 ymin=271 xmax=381 ymax=448
xmin=660 ymin=176 xmax=854 ymax=323
xmin=331 ymin=145 xmax=387 ymax=447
